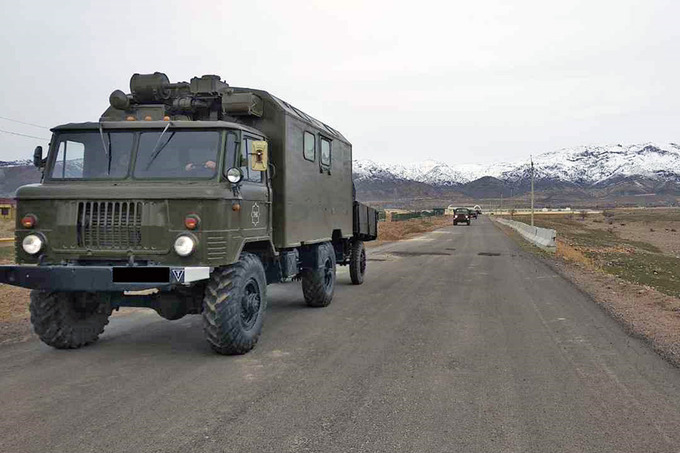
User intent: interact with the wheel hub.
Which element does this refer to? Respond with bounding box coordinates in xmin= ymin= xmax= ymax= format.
xmin=240 ymin=279 xmax=261 ymax=330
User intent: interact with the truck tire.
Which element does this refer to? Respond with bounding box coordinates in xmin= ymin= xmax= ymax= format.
xmin=29 ymin=291 xmax=112 ymax=349
xmin=202 ymin=252 xmax=267 ymax=355
xmin=349 ymin=239 xmax=366 ymax=285
xmin=301 ymin=242 xmax=336 ymax=307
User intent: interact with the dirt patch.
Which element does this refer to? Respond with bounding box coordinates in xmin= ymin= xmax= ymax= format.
xmin=0 ymin=319 xmax=32 ymax=345
xmin=0 ymin=284 xmax=32 ymax=344
xmin=366 ymin=216 xmax=451 ymax=248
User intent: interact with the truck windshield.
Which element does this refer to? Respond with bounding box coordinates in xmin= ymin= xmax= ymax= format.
xmin=134 ymin=130 xmax=220 ymax=179
xmin=50 ymin=131 xmax=133 ymax=179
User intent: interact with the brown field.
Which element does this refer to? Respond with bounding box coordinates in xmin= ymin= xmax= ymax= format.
xmin=367 ymin=216 xmax=451 ymax=247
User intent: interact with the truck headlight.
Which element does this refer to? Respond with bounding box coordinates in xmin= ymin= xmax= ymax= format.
xmin=174 ymin=235 xmax=196 ymax=257
xmin=22 ymin=234 xmax=44 ymax=255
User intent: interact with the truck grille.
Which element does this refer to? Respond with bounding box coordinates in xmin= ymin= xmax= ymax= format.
xmin=77 ymin=201 xmax=143 ymax=249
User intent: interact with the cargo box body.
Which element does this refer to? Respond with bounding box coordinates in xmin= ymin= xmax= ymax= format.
xmin=236 ymin=89 xmax=354 ymax=249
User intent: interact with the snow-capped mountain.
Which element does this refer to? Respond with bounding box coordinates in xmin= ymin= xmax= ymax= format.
xmin=0 ymin=159 xmax=31 ymax=168
xmin=354 ymin=143 xmax=680 ymax=186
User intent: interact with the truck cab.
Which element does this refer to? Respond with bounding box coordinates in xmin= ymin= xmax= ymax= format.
xmin=16 ymin=121 xmax=269 ymax=268
xmin=1 ymin=73 xmax=378 ymax=355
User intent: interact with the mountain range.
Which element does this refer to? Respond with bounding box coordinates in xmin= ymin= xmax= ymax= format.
xmin=353 ymin=143 xmax=680 ymax=207
xmin=2 ymin=143 xmax=680 ymax=207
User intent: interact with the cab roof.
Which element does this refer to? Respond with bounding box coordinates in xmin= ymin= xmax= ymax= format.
xmin=51 ymin=121 xmax=265 ymax=137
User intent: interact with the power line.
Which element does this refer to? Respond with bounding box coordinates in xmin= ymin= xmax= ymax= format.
xmin=0 ymin=115 xmax=50 ymax=130
xmin=0 ymin=129 xmax=50 ymax=140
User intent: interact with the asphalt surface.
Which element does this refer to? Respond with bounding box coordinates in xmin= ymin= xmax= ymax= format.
xmin=3 ymin=217 xmax=680 ymax=452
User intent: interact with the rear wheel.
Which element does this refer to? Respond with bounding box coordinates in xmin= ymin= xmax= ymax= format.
xmin=302 ymin=242 xmax=336 ymax=307
xmin=349 ymin=239 xmax=366 ymax=285
xmin=202 ymin=253 xmax=267 ymax=355
xmin=30 ymin=291 xmax=112 ymax=349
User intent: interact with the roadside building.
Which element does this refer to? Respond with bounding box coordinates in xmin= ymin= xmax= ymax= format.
xmin=0 ymin=198 xmax=16 ymax=220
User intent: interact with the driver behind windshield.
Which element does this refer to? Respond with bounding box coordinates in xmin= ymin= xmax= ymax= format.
xmin=185 ymin=159 xmax=217 ymax=172
xmin=133 ymin=130 xmax=220 ymax=178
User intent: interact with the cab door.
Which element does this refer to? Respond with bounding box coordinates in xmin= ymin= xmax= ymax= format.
xmin=238 ymin=134 xmax=270 ymax=240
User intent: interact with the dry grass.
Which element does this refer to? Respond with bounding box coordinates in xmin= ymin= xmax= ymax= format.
xmin=367 ymin=216 xmax=451 ymax=247
xmin=0 ymin=218 xmax=14 ymax=237
xmin=555 ymin=239 xmax=596 ymax=268
xmin=0 ymin=246 xmax=13 ymax=264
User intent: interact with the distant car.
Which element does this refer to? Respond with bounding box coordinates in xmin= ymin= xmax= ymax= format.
xmin=453 ymin=208 xmax=471 ymax=226
xmin=469 ymin=210 xmax=478 ymax=219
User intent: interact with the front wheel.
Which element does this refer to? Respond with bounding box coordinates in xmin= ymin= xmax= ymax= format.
xmin=349 ymin=239 xmax=366 ymax=285
xmin=301 ymin=242 xmax=336 ymax=307
xmin=202 ymin=253 xmax=267 ymax=355
xmin=30 ymin=291 xmax=112 ymax=349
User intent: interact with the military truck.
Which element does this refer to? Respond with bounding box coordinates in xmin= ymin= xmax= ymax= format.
xmin=0 ymin=72 xmax=378 ymax=355
xmin=453 ymin=208 xmax=471 ymax=226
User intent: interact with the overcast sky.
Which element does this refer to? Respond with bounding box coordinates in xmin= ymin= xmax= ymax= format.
xmin=0 ymin=0 xmax=678 ymax=164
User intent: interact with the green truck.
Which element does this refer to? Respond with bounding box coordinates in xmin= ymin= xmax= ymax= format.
xmin=0 ymin=72 xmax=378 ymax=354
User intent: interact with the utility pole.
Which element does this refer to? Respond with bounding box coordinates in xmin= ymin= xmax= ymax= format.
xmin=530 ymin=156 xmax=535 ymax=226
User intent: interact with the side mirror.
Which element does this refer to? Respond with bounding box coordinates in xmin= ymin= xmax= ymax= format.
xmin=33 ymin=146 xmax=43 ymax=168
xmin=250 ymin=141 xmax=268 ymax=172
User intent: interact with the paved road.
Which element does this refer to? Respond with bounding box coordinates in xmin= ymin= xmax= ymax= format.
xmin=3 ymin=217 xmax=680 ymax=452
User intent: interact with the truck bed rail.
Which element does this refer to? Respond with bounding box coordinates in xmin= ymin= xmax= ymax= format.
xmin=353 ymin=202 xmax=378 ymax=241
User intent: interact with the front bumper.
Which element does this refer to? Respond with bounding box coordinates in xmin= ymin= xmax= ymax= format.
xmin=0 ymin=265 xmax=211 ymax=291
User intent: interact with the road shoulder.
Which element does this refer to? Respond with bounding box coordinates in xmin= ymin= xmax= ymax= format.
xmin=494 ymin=219 xmax=680 ymax=367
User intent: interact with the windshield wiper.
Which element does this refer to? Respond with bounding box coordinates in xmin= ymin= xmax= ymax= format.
xmin=144 ymin=122 xmax=174 ymax=170
xmin=98 ymin=123 xmax=113 ymax=175
xmin=106 ymin=132 xmax=112 ymax=174
xmin=98 ymin=123 xmax=109 ymax=156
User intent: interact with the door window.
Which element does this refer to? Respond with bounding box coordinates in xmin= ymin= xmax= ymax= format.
xmin=51 ymin=140 xmax=85 ymax=178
